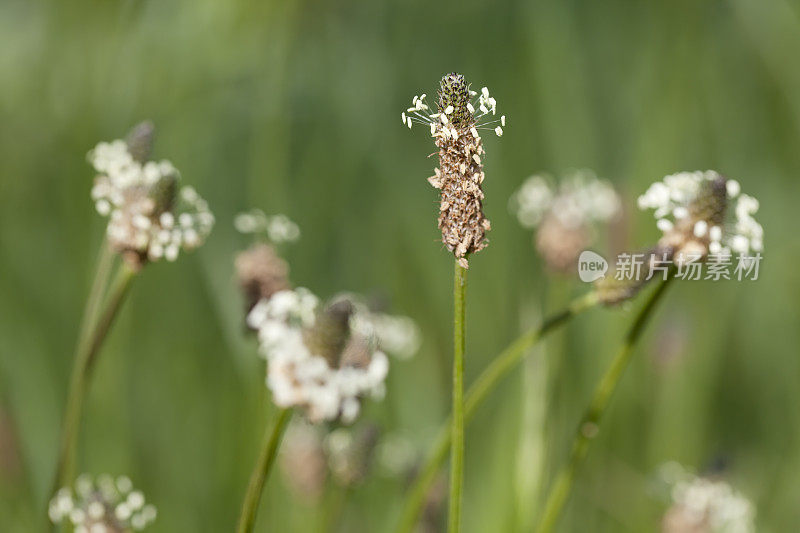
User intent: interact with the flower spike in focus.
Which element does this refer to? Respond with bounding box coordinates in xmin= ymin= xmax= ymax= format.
xmin=403 ymin=73 xmax=505 ymax=267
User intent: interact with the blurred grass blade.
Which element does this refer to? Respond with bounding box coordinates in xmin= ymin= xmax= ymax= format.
xmin=535 ymin=277 xmax=674 ymax=533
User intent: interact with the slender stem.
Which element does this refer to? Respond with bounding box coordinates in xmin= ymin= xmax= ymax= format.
xmin=395 ymin=292 xmax=599 ymax=533
xmin=237 ymin=408 xmax=293 ymax=533
xmin=534 ymin=277 xmax=674 ymax=533
xmin=52 ymin=263 xmax=137 ymax=496
xmin=76 ymin=239 xmax=115 ymax=354
xmin=448 ymin=261 xmax=467 ymax=532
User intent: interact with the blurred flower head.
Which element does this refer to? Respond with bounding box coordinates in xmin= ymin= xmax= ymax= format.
xmin=403 ymin=74 xmax=505 ymax=268
xmin=235 ymin=243 xmax=291 ymax=318
xmin=510 ymin=170 xmax=621 ymax=273
xmin=89 ymin=123 xmax=214 ymax=268
xmin=333 ymin=293 xmax=421 ymax=360
xmin=324 ymin=424 xmax=380 ymax=487
xmin=659 ymin=462 xmax=755 ymax=533
xmin=49 ymin=474 xmax=156 ymax=532
xmin=596 ymin=171 xmax=764 ymax=306
xmin=247 ymin=289 xmax=389 ymax=423
xmin=638 ymin=171 xmax=763 ymax=263
xmin=235 ymin=209 xmax=300 ymax=244
xmin=280 ymin=421 xmax=414 ymax=504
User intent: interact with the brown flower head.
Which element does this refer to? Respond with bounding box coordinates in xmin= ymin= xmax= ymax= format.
xmin=235 ymin=243 xmax=291 ymax=317
xmin=403 ymin=73 xmax=505 ymax=268
xmin=510 ymin=170 xmax=620 ymax=275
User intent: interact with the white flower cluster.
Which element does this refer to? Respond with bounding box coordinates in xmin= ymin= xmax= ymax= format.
xmin=247 ymin=289 xmax=389 ymax=424
xmin=89 ymin=139 xmax=214 ymax=263
xmin=234 ymin=209 xmax=301 ymax=244
xmin=510 ymin=170 xmax=621 ymax=229
xmin=661 ymin=463 xmax=755 ymax=533
xmin=638 ymin=171 xmax=763 ymax=256
xmin=402 ymin=88 xmax=506 ymax=138
xmin=49 ymin=474 xmax=157 ymax=532
xmin=333 ymin=294 xmax=421 ymax=360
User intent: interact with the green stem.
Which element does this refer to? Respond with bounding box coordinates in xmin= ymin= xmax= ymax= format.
xmin=534 ymin=277 xmax=674 ymax=533
xmin=52 ymin=262 xmax=137 ymax=498
xmin=395 ymin=292 xmax=599 ymax=533
xmin=237 ymin=408 xmax=293 ymax=533
xmin=76 ymin=239 xmax=115 ymax=355
xmin=448 ymin=261 xmax=467 ymax=533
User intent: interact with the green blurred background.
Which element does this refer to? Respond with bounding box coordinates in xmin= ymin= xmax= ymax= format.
xmin=1 ymin=0 xmax=799 ymax=531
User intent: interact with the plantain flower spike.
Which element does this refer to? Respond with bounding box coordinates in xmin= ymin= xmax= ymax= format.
xmin=403 ymin=73 xmax=505 ymax=268
xmin=596 ymin=170 xmax=763 ymax=305
xmin=88 ymin=122 xmax=214 ymax=269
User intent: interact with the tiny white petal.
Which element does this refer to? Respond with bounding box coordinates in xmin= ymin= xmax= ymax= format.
xmin=726 ymin=179 xmax=741 ymax=198
xmin=672 ymin=206 xmax=688 ymax=220
xmin=95 ymin=200 xmax=111 ymax=216
xmin=116 ymin=503 xmax=132 ymax=521
xmin=693 ymin=220 xmax=708 ymax=238
xmin=165 ymin=245 xmax=179 ymax=262
xmin=657 ymin=219 xmax=673 ymax=232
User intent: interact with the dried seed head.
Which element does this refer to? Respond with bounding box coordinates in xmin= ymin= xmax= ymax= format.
xmin=235 ymin=243 xmax=291 ymax=317
xmin=404 ymin=74 xmax=505 ymax=267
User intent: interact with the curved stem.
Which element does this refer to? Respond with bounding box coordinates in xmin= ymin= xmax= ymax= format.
xmin=237 ymin=408 xmax=293 ymax=533
xmin=51 ymin=262 xmax=137 ymax=497
xmin=395 ymin=292 xmax=599 ymax=533
xmin=534 ymin=277 xmax=674 ymax=533
xmin=448 ymin=261 xmax=467 ymax=532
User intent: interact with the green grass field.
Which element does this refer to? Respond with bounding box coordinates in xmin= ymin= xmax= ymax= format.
xmin=1 ymin=1 xmax=799 ymax=531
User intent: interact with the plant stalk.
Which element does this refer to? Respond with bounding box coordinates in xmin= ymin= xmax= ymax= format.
xmin=534 ymin=277 xmax=674 ymax=533
xmin=52 ymin=262 xmax=137 ymax=498
xmin=76 ymin=239 xmax=115 ymax=355
xmin=448 ymin=261 xmax=467 ymax=532
xmin=237 ymin=408 xmax=293 ymax=533
xmin=395 ymin=291 xmax=599 ymax=533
